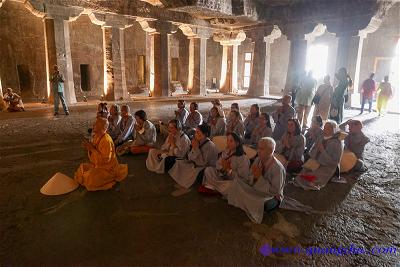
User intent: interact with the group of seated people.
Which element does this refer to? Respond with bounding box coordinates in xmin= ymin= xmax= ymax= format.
xmin=0 ymin=88 xmax=25 ymax=112
xmin=75 ymin=96 xmax=370 ymax=223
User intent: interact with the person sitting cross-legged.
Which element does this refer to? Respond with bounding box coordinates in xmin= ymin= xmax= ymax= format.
xmin=3 ymin=88 xmax=25 ymax=112
xmin=146 ymin=119 xmax=191 ymax=174
xmin=129 ymin=110 xmax=157 ymax=155
xmin=74 ymin=118 xmax=128 ymax=191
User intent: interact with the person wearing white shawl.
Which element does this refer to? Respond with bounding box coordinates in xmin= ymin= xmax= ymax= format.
xmin=208 ymin=106 xmax=226 ymax=138
xmin=199 ymin=132 xmax=250 ymax=194
xmin=168 ymin=124 xmax=218 ymax=189
xmin=295 ymin=120 xmax=343 ymax=190
xmin=225 ymin=137 xmax=286 ymax=224
xmin=146 ymin=119 xmax=191 ymax=174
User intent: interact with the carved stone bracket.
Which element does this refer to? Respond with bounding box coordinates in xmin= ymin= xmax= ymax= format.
xmin=213 ymin=30 xmax=246 ymax=46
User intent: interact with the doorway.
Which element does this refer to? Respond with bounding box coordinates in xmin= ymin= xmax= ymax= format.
xmin=306 ymin=44 xmax=329 ymax=81
xmin=17 ymin=64 xmax=33 ymax=97
xmin=80 ymin=64 xmax=90 ymax=91
xmin=171 ymin=58 xmax=179 ymax=82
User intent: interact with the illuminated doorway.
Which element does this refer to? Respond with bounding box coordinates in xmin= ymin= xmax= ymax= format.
xmin=306 ymin=44 xmax=329 ymax=81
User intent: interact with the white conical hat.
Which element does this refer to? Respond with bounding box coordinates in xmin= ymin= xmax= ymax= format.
xmin=40 ymin=172 xmax=79 ymax=195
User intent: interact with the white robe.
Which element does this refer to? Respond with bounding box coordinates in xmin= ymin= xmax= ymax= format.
xmin=203 ymin=152 xmax=250 ymax=193
xmin=225 ymin=157 xmax=286 ymax=224
xmin=146 ymin=133 xmax=191 ymax=174
xmin=169 ymin=138 xmax=218 ymax=188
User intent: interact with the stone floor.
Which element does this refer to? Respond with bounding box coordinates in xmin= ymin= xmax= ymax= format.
xmin=0 ymin=98 xmax=399 ymax=266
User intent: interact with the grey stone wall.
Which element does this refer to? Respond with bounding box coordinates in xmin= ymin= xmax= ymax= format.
xmin=270 ymin=35 xmax=290 ymax=95
xmin=0 ymin=1 xmax=47 ymax=100
xmin=69 ymin=14 xmax=104 ymax=100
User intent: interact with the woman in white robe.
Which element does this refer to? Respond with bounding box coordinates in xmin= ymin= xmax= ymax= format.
xmin=147 ymin=119 xmax=191 ymax=174
xmin=200 ymin=132 xmax=250 ymax=194
xmin=107 ymin=104 xmax=122 ymax=141
xmin=129 ymin=110 xmax=157 ymax=154
xmin=304 ymin=115 xmax=323 ymax=158
xmin=169 ymin=124 xmax=219 ymax=189
xmin=244 ymin=104 xmax=260 ymax=139
xmin=272 ymin=95 xmax=296 ymax=141
xmin=225 ymin=137 xmax=286 ymax=224
xmin=295 ymin=120 xmax=343 ymax=190
xmin=115 ymin=105 xmax=136 ymax=155
xmin=245 ymin=113 xmax=272 ymax=147
xmin=184 ymin=102 xmax=203 ymax=138
xmin=208 ymin=107 xmax=226 ymax=138
xmin=226 ymin=110 xmax=245 ymax=138
xmin=275 ymin=119 xmax=305 ymax=173
xmin=313 ymin=75 xmax=334 ymax=121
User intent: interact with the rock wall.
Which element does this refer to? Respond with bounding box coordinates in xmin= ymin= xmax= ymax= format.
xmin=206 ymin=39 xmax=222 ymax=89
xmin=270 ymin=35 xmax=290 ymax=95
xmin=69 ymin=14 xmax=104 ymax=100
xmin=0 ymin=1 xmax=47 ymax=100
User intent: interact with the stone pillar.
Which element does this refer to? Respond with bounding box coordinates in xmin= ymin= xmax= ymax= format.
xmin=188 ymin=37 xmax=207 ymax=95
xmin=43 ymin=18 xmax=58 ymax=102
xmin=102 ymin=26 xmax=128 ymax=101
xmin=51 ymin=17 xmax=76 ymax=104
xmin=248 ymin=38 xmax=267 ymax=97
xmin=153 ymin=31 xmax=170 ymax=97
xmin=335 ymin=33 xmax=365 ymax=107
xmin=219 ymin=45 xmax=229 ymax=92
xmin=284 ymin=38 xmax=308 ymax=94
xmin=231 ymin=44 xmax=239 ymax=93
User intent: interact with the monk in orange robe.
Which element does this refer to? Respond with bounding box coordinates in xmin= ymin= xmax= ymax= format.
xmin=75 ymin=118 xmax=128 ymax=191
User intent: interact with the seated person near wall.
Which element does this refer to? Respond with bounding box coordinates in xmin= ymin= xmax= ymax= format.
xmin=224 ymin=137 xmax=286 ymax=224
xmin=245 ymin=113 xmax=272 ymax=147
xmin=208 ymin=106 xmax=226 ymax=138
xmin=226 ymin=110 xmax=245 ymax=138
xmin=159 ymin=100 xmax=189 ymax=136
xmin=183 ymin=102 xmax=203 ymax=138
xmin=3 ymin=88 xmax=25 ymax=112
xmin=339 ymin=119 xmax=370 ymax=172
xmin=168 ymin=124 xmax=218 ymax=189
xmin=74 ymin=117 xmax=128 ymax=191
xmin=272 ymin=94 xmax=295 ymax=141
xmin=129 ymin=109 xmax=157 ymax=154
xmin=115 ymin=105 xmax=136 ymax=155
xmin=275 ymin=119 xmax=305 ymax=174
xmin=229 ymin=103 xmax=244 ymax=122
xmin=146 ymin=119 xmax=191 ymax=174
xmin=304 ymin=115 xmax=324 ymax=159
xmin=294 ymin=120 xmax=343 ymax=190
xmin=199 ymin=132 xmax=250 ymax=195
xmin=207 ymin=99 xmax=225 ymax=123
xmin=243 ymin=104 xmax=260 ymax=139
xmin=107 ymin=104 xmax=122 ymax=141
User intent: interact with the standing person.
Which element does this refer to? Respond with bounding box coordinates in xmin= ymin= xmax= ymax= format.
xmin=296 ymin=71 xmax=316 ymax=129
xmin=313 ymin=75 xmax=334 ymax=120
xmin=376 ymin=76 xmax=393 ymax=116
xmin=360 ymin=73 xmax=376 ymax=114
xmin=50 ymin=65 xmax=69 ymax=116
xmin=329 ymin=68 xmax=353 ymax=124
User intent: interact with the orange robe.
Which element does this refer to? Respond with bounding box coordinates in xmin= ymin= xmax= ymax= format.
xmin=75 ymin=133 xmax=128 ymax=191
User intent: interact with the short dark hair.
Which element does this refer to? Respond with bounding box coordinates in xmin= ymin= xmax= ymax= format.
xmin=251 ymin=104 xmax=260 ymax=117
xmin=314 ymin=115 xmax=323 ymax=127
xmin=197 ymin=123 xmax=210 ymax=137
xmin=231 ymin=103 xmax=239 ymax=110
xmin=168 ymin=119 xmax=182 ymax=131
xmin=227 ymin=132 xmax=245 ymax=156
xmin=178 ymin=100 xmax=185 ymax=107
xmin=191 ymin=102 xmax=199 ymax=110
xmin=134 ymin=110 xmax=147 ymax=121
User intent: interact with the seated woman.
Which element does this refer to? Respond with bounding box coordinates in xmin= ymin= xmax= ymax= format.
xmin=207 ymin=99 xmax=225 ymax=123
xmin=224 ymin=137 xmax=286 ymax=224
xmin=275 ymin=119 xmax=305 ymax=174
xmin=184 ymin=102 xmax=203 ymax=138
xmin=245 ymin=113 xmax=272 ymax=147
xmin=130 ymin=110 xmax=157 ymax=154
xmin=229 ymin=103 xmax=244 ymax=122
xmin=168 ymin=124 xmax=218 ymax=189
xmin=208 ymin=106 xmax=226 ymax=138
xmin=272 ymin=94 xmax=295 ymax=141
xmin=226 ymin=110 xmax=245 ymax=137
xmin=304 ymin=115 xmax=323 ymax=159
xmin=107 ymin=104 xmax=122 ymax=141
xmin=244 ymin=104 xmax=260 ymax=139
xmin=74 ymin=118 xmax=128 ymax=191
xmin=115 ymin=105 xmax=135 ymax=155
xmin=3 ymin=88 xmax=25 ymax=112
xmin=339 ymin=119 xmax=370 ymax=172
xmin=200 ymin=132 xmax=249 ymax=194
xmin=294 ymin=120 xmax=343 ymax=190
xmin=146 ymin=119 xmax=191 ymax=174
xmin=159 ymin=100 xmax=189 ymax=136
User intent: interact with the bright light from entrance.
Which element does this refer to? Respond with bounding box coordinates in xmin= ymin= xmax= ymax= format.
xmin=306 ymin=45 xmax=329 ymax=80
xmin=388 ymin=38 xmax=400 ymax=113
